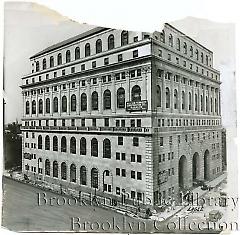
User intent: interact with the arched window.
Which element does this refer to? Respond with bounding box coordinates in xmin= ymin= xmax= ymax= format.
xmin=32 ymin=100 xmax=36 ymax=114
xmin=108 ymin=34 xmax=114 ymax=50
xmin=75 ymin=47 xmax=80 ymax=60
xmin=70 ymin=137 xmax=76 ymax=154
xmin=62 ymin=96 xmax=67 ymax=112
xmin=169 ymin=34 xmax=173 ymax=47
xmin=195 ymin=49 xmax=199 ymax=60
xmin=195 ymin=94 xmax=198 ymax=111
xmin=201 ymin=52 xmax=204 ymax=63
xmin=45 ymin=135 xmax=50 ymax=150
xmin=160 ymin=30 xmax=165 ymax=43
xmin=91 ymin=91 xmax=98 ymax=110
xmin=45 ymin=159 xmax=50 ymax=176
xmin=26 ymin=101 xmax=30 ymax=115
xmin=103 ymin=90 xmax=111 ymax=110
xmin=53 ymin=97 xmax=58 ymax=113
xmin=71 ymin=94 xmax=76 ymax=112
xmin=117 ymin=88 xmax=125 ymax=108
xmin=45 ymin=98 xmax=50 ymax=113
xmin=91 ymin=168 xmax=98 ymax=188
xmin=183 ymin=42 xmax=187 ymax=54
xmin=57 ymin=53 xmax=62 ymax=65
xmin=182 ymin=91 xmax=185 ymax=110
xmin=80 ymin=137 xmax=86 ymax=155
xmin=166 ymin=87 xmax=170 ymax=108
xmin=81 ymin=93 xmax=87 ymax=111
xmin=189 ymin=92 xmax=192 ymax=110
xmin=121 ymin=31 xmax=128 ymax=46
xmin=38 ymin=135 xmax=42 ymax=149
xmin=201 ymin=95 xmax=203 ymax=111
xmin=190 ymin=46 xmax=193 ymax=57
xmin=42 ymin=58 xmax=46 ymax=70
xmin=91 ymin=138 xmax=98 ymax=157
xmin=96 ymin=39 xmax=102 ymax=53
xmin=66 ymin=50 xmax=71 ymax=63
xmin=206 ymin=55 xmax=209 ymax=66
xmin=70 ymin=164 xmax=76 ymax=183
xmin=53 ymin=136 xmax=58 ymax=151
xmin=53 ymin=161 xmax=58 ymax=178
xmin=80 ymin=166 xmax=87 ymax=185
xmin=36 ymin=61 xmax=39 ymax=72
xmin=85 ymin=43 xmax=91 ymax=57
xmin=176 ymin=38 xmax=180 ymax=50
xmin=131 ymin=85 xmax=141 ymax=102
xmin=50 ymin=56 xmax=54 ymax=68
xmin=61 ymin=136 xmax=67 ymax=152
xmin=103 ymin=138 xmax=111 ymax=158
xmin=156 ymin=85 xmax=161 ymax=107
xmin=38 ymin=99 xmax=43 ymax=114
xmin=61 ymin=162 xmax=67 ymax=180
xmin=174 ymin=89 xmax=178 ymax=109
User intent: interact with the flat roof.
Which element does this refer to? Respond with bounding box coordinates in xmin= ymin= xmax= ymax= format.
xmin=30 ymin=26 xmax=109 ymax=59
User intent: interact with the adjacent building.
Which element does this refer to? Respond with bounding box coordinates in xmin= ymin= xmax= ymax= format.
xmin=21 ymin=23 xmax=223 ymax=206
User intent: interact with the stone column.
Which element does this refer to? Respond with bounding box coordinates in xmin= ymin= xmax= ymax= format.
xmin=50 ymin=87 xmax=53 ymax=116
xmin=185 ymin=78 xmax=189 ymax=114
xmin=87 ymin=79 xmax=91 ymax=114
xmin=36 ymin=90 xmax=39 ymax=116
xmin=43 ymin=88 xmax=45 ymax=116
xmin=22 ymin=92 xmax=25 ymax=118
xmin=198 ymin=85 xmax=201 ymax=114
xmin=126 ymin=71 xmax=130 ymax=102
xmin=207 ymin=86 xmax=211 ymax=115
xmin=58 ymin=87 xmax=61 ymax=116
xmin=142 ymin=66 xmax=150 ymax=101
xmin=178 ymin=77 xmax=182 ymax=113
xmin=76 ymin=82 xmax=80 ymax=115
xmin=99 ymin=77 xmax=103 ymax=114
xmin=203 ymin=84 xmax=206 ymax=115
xmin=192 ymin=82 xmax=195 ymax=114
xmin=170 ymin=73 xmax=174 ymax=112
xmin=162 ymin=71 xmax=166 ymax=112
xmin=111 ymin=74 xmax=116 ymax=113
xmin=68 ymin=83 xmax=71 ymax=115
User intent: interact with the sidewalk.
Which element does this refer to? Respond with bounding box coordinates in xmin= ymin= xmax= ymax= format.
xmin=151 ymin=172 xmax=227 ymax=221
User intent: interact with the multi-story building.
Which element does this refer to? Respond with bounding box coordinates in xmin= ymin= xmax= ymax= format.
xmin=21 ymin=23 xmax=223 ymax=206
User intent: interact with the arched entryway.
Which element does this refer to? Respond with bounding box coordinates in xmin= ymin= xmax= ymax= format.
xmin=192 ymin=152 xmax=200 ymax=182
xmin=103 ymin=170 xmax=113 ymax=193
xmin=204 ymin=150 xmax=210 ymax=180
xmin=179 ymin=155 xmax=188 ymax=189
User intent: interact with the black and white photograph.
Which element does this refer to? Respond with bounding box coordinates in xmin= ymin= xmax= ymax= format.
xmin=1 ymin=0 xmax=238 ymax=233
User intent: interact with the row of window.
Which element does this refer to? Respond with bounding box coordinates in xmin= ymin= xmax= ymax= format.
xmin=25 ymin=85 xmax=141 ymax=115
xmin=159 ymin=30 xmax=212 ymax=67
xmin=157 ymin=118 xmax=221 ymax=127
xmin=34 ymin=31 xmax=131 ymax=72
xmin=35 ymin=135 xmax=139 ymax=156
xmin=115 ymin=168 xmax=142 ymax=180
xmin=159 ymin=152 xmax=174 ymax=163
xmin=159 ymin=131 xmax=220 ymax=146
xmin=155 ymin=85 xmax=219 ymax=113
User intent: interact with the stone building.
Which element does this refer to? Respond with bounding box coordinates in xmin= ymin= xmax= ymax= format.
xmin=21 ymin=23 xmax=223 ymax=206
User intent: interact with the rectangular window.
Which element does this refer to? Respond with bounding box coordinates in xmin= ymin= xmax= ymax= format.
xmin=54 ymin=120 xmax=57 ymax=126
xmin=133 ymin=137 xmax=139 ymax=147
xmin=115 ymin=73 xmax=120 ymax=80
xmin=121 ymin=153 xmax=126 ymax=161
xmin=62 ymin=119 xmax=65 ymax=126
xmin=116 ymin=168 xmax=120 ymax=176
xmin=71 ymin=119 xmax=75 ymax=127
xmin=122 ymin=169 xmax=126 ymax=177
xmin=62 ymin=69 xmax=65 ymax=75
xmin=82 ymin=80 xmax=85 ymax=86
xmin=130 ymin=70 xmax=135 ymax=78
xmin=116 ymin=152 xmax=120 ymax=160
xmin=133 ymin=50 xmax=138 ymax=58
xmin=92 ymin=61 xmax=96 ymax=68
xmin=160 ymin=137 xmax=163 ymax=146
xmin=116 ymin=187 xmax=120 ymax=195
xmin=72 ymin=82 xmax=75 ymax=88
xmin=81 ymin=64 xmax=85 ymax=71
xmin=159 ymin=49 xmax=162 ymax=57
xmin=92 ymin=118 xmax=96 ymax=127
xmin=137 ymin=119 xmax=141 ymax=127
xmin=131 ymin=154 xmax=135 ymax=162
xmin=168 ymin=54 xmax=171 ymax=61
xmin=81 ymin=118 xmax=85 ymax=127
xmin=54 ymin=72 xmax=57 ymax=78
xmin=71 ymin=67 xmax=75 ymax=73
xmin=169 ymin=136 xmax=172 ymax=145
xmin=131 ymin=191 xmax=136 ymax=199
xmin=118 ymin=136 xmax=123 ymax=145
xmin=131 ymin=171 xmax=135 ymax=179
xmin=137 ymin=172 xmax=142 ymax=180
xmin=104 ymin=118 xmax=109 ymax=127
xmin=130 ymin=119 xmax=135 ymax=127
xmin=121 ymin=120 xmax=125 ymax=127
xmin=118 ymin=54 xmax=123 ymax=62
xmin=137 ymin=155 xmax=142 ymax=163
xmin=137 ymin=69 xmax=141 ymax=77
xmin=121 ymin=72 xmax=126 ymax=80
xmin=104 ymin=58 xmax=109 ymax=65
xmin=116 ymin=120 xmax=120 ymax=127
xmin=92 ymin=77 xmax=97 ymax=84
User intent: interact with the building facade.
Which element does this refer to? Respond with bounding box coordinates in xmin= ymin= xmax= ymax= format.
xmin=21 ymin=24 xmax=223 ymax=206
